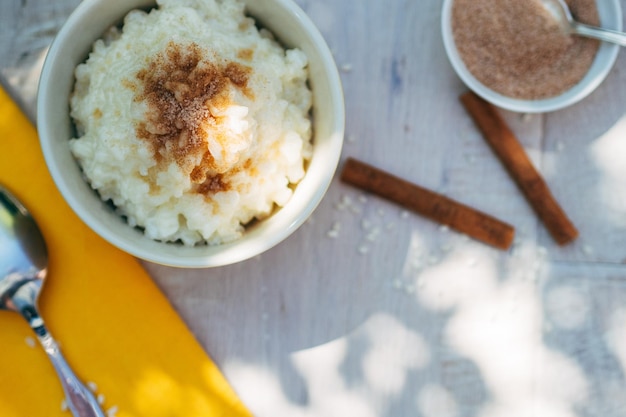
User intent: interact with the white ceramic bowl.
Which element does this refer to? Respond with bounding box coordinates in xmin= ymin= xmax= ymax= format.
xmin=441 ymin=0 xmax=622 ymax=113
xmin=37 ymin=0 xmax=344 ymax=268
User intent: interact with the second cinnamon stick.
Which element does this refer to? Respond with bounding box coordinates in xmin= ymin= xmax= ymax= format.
xmin=341 ymin=157 xmax=515 ymax=250
xmin=460 ymin=91 xmax=578 ymax=245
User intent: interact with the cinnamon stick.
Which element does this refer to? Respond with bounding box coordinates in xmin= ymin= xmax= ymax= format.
xmin=460 ymin=91 xmax=578 ymax=245
xmin=340 ymin=157 xmax=515 ymax=250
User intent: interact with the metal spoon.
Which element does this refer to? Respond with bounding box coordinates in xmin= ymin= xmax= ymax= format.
xmin=0 ymin=184 xmax=105 ymax=417
xmin=542 ymin=0 xmax=626 ymax=46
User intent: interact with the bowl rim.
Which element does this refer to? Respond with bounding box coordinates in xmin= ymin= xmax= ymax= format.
xmin=441 ymin=0 xmax=622 ymax=113
xmin=37 ymin=0 xmax=345 ymax=268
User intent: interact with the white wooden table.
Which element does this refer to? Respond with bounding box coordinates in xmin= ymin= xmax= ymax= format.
xmin=3 ymin=1 xmax=626 ymax=416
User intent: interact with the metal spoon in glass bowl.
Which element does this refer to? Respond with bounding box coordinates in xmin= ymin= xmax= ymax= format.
xmin=542 ymin=0 xmax=626 ymax=46
xmin=0 ymin=184 xmax=105 ymax=417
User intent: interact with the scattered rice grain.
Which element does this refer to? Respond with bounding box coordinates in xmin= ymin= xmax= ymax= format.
xmin=341 ymin=195 xmax=353 ymax=206
xmin=340 ymin=63 xmax=353 ymax=72
xmin=107 ymin=406 xmax=119 ymax=417
xmin=327 ymin=229 xmax=339 ymax=239
xmin=357 ymin=244 xmax=369 ymax=255
xmin=366 ymin=228 xmax=381 ymax=242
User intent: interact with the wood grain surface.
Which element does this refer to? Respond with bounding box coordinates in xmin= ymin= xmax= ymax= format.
xmin=2 ymin=1 xmax=626 ymax=416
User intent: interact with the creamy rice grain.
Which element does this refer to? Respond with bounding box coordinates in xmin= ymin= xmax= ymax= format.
xmin=70 ymin=0 xmax=312 ymax=245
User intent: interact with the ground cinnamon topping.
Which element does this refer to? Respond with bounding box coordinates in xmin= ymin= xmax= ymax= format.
xmin=452 ymin=0 xmax=600 ymax=99
xmin=197 ymin=173 xmax=228 ymax=195
xmin=134 ymin=41 xmax=252 ymax=195
xmin=237 ymin=48 xmax=254 ymax=61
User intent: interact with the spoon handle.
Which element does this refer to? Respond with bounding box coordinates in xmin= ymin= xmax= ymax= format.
xmin=36 ymin=327 xmax=106 ymax=417
xmin=572 ymin=22 xmax=626 ymax=47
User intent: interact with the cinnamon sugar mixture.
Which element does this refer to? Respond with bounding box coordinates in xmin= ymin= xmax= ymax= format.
xmin=452 ymin=0 xmax=600 ymax=100
xmin=135 ymin=41 xmax=252 ymax=194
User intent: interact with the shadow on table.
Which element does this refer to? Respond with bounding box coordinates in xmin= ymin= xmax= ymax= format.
xmin=197 ymin=222 xmax=626 ymax=417
xmin=152 ymin=165 xmax=626 ymax=417
xmin=539 ymin=264 xmax=626 ymax=417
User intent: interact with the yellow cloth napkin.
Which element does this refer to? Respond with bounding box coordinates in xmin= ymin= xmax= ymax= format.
xmin=0 ymin=85 xmax=251 ymax=417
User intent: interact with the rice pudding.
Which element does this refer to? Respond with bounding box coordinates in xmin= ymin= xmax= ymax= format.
xmin=70 ymin=0 xmax=312 ymax=245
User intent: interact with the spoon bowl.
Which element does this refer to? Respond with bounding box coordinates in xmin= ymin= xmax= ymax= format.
xmin=542 ymin=0 xmax=626 ymax=46
xmin=0 ymin=184 xmax=105 ymax=417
